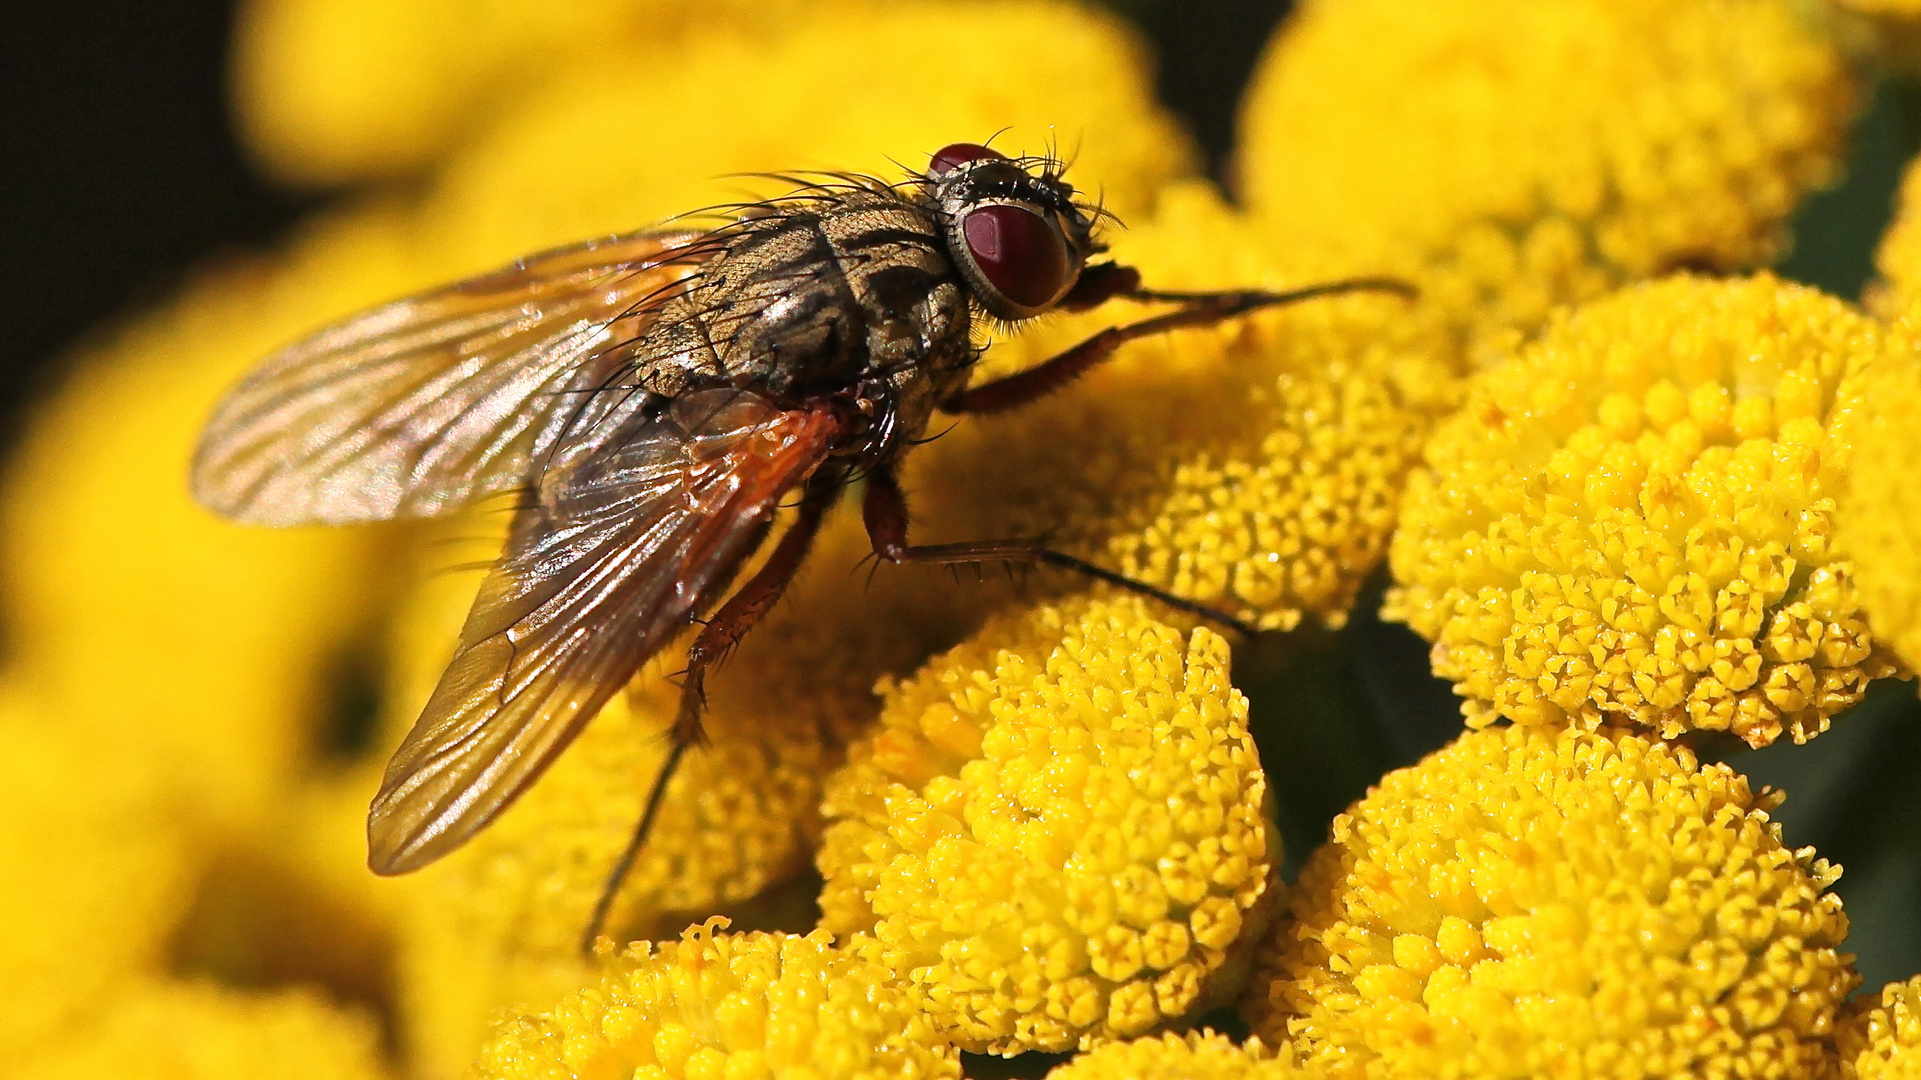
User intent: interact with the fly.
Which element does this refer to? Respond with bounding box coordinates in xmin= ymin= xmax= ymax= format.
xmin=191 ymin=141 xmax=1412 ymax=949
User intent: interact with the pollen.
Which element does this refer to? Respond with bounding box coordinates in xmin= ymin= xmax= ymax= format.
xmin=1837 ymin=975 xmax=1921 ymax=1080
xmin=1388 ymin=274 xmax=1903 ymax=745
xmin=908 ymin=182 xmax=1458 ymax=633
xmin=1243 ymin=723 xmax=1857 ymax=1080
xmin=1238 ymin=0 xmax=1856 ymax=342
xmin=816 ymin=595 xmax=1277 ymax=1055
xmin=469 ymin=918 xmax=959 ymax=1080
xmin=1044 ymin=1030 xmax=1317 ymax=1080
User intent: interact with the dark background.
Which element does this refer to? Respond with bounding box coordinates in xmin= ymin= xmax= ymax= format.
xmin=5 ymin=0 xmax=1919 ymax=1000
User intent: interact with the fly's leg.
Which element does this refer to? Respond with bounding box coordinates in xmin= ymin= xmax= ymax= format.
xmin=861 ymin=468 xmax=1258 ymax=637
xmin=941 ymin=270 xmax=1415 ymax=415
xmin=580 ymin=470 xmax=843 ymax=955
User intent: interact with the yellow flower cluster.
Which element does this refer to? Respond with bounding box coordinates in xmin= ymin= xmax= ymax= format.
xmin=396 ymin=0 xmax=1192 ymax=276
xmin=1390 ymin=274 xmax=1901 ymax=745
xmin=8 ymin=0 xmax=1912 ymax=1077
xmin=1044 ymin=1030 xmax=1309 ymax=1080
xmin=1239 ymin=0 xmax=1855 ymax=341
xmin=0 ymin=218 xmax=404 ymax=845
xmin=234 ymin=0 xmax=843 ymax=185
xmin=908 ymin=183 xmax=1455 ymax=632
xmin=17 ymin=981 xmax=388 ymax=1080
xmin=1836 ymin=306 xmax=1921 ymax=674
xmin=817 ymin=597 xmax=1276 ymax=1054
xmin=386 ymin=511 xmax=963 ymax=1078
xmin=1838 ymin=976 xmax=1921 ymax=1080
xmin=1871 ymin=156 xmax=1921 ymax=313
xmin=1244 ymin=724 xmax=1857 ymax=1080
xmin=0 ymin=686 xmax=196 ymax=1059
xmin=470 ymin=918 xmax=958 ymax=1080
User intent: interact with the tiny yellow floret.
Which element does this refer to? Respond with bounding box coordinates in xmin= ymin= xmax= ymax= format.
xmin=1390 ymin=274 xmax=1901 ymax=745
xmin=817 ymin=596 xmax=1277 ymax=1054
xmin=1243 ymin=724 xmax=1857 ymax=1080
xmin=1837 ymin=975 xmax=1921 ymax=1080
xmin=470 ymin=918 xmax=959 ymax=1080
xmin=1239 ymin=0 xmax=1855 ymax=342
xmin=1836 ymin=304 xmax=1921 ymax=674
xmin=1044 ymin=1030 xmax=1320 ymax=1079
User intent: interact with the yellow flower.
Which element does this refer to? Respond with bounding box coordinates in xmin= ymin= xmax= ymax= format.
xmin=386 ymin=511 xmax=963 ymax=1080
xmin=16 ymin=980 xmax=389 ymax=1080
xmin=817 ymin=596 xmax=1276 ymax=1055
xmin=0 ymin=208 xmax=414 ymax=844
xmin=906 ymin=182 xmax=1456 ymax=633
xmin=1836 ymin=304 xmax=1921 ymax=674
xmin=379 ymin=0 xmax=1193 ymax=278
xmin=1243 ymin=724 xmax=1857 ymax=1080
xmin=1044 ymin=1030 xmax=1314 ymax=1080
xmin=233 ymin=0 xmax=845 ymax=185
xmin=2 ymin=3 xmax=1209 ymax=1068
xmin=0 ymin=686 xmax=197 ymax=1060
xmin=469 ymin=917 xmax=959 ymax=1080
xmin=1873 ymin=155 xmax=1921 ymax=313
xmin=1239 ymin=0 xmax=1856 ymax=342
xmin=1838 ymin=975 xmax=1921 ymax=1080
xmin=1388 ymin=274 xmax=1902 ymax=746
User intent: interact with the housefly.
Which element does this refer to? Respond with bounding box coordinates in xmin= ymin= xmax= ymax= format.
xmin=192 ymin=142 xmax=1410 ymax=947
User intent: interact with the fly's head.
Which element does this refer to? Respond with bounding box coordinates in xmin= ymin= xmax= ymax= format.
xmin=925 ymin=143 xmax=1105 ymax=322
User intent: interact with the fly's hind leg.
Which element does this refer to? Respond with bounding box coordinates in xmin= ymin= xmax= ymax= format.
xmin=580 ymin=469 xmax=843 ymax=955
xmin=861 ymin=468 xmax=1258 ymax=637
xmin=941 ymin=269 xmax=1415 ymax=415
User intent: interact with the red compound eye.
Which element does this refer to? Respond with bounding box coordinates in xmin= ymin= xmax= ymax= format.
xmin=959 ymin=203 xmax=1071 ymax=312
xmin=928 ymin=142 xmax=1004 ymax=176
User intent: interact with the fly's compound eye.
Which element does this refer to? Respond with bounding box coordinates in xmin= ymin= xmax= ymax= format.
xmin=928 ymin=142 xmax=1005 ymax=176
xmin=953 ymin=202 xmax=1077 ymax=320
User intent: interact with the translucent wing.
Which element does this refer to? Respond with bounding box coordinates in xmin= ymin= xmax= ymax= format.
xmin=365 ymin=389 xmax=843 ymax=874
xmin=192 ymin=228 xmax=724 ymax=525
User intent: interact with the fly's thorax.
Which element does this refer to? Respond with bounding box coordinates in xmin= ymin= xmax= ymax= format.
xmin=639 ymin=191 xmax=975 ymax=461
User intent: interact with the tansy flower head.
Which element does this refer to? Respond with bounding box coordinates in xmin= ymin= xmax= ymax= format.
xmin=384 ymin=511 xmax=966 ymax=1078
xmin=1837 ymin=975 xmax=1921 ymax=1080
xmin=816 ymin=596 xmax=1276 ymax=1055
xmin=1044 ymin=1030 xmax=1314 ymax=1080
xmin=908 ymin=182 xmax=1454 ymax=633
xmin=0 ymin=209 xmax=413 ymax=843
xmin=1243 ymin=724 xmax=1858 ymax=1080
xmin=17 ymin=981 xmax=389 ymax=1080
xmin=234 ymin=0 xmax=852 ymax=185
xmin=1835 ymin=307 xmax=1921 ymax=674
xmin=1389 ymin=273 xmax=1902 ymax=746
xmin=0 ymin=688 xmax=197 ymax=1059
xmin=469 ymin=917 xmax=959 ymax=1080
xmin=1238 ymin=0 xmax=1856 ymax=342
xmin=403 ymin=0 xmax=1193 ymax=276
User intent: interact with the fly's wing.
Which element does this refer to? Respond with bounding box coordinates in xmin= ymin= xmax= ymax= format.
xmin=192 ymin=228 xmax=726 ymax=525
xmin=365 ymin=389 xmax=843 ymax=874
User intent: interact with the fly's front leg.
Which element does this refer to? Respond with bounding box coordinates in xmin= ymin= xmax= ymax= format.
xmin=942 ymin=267 xmax=1415 ymax=415
xmin=581 ymin=468 xmax=842 ymax=954
xmin=861 ymin=467 xmax=1257 ymax=637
